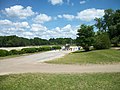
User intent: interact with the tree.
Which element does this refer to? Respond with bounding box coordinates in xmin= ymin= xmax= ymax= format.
xmin=76 ymin=24 xmax=94 ymax=51
xmin=111 ymin=36 xmax=120 ymax=47
xmin=49 ymin=38 xmax=75 ymax=45
xmin=95 ymin=9 xmax=120 ymax=46
xmin=103 ymin=9 xmax=114 ymax=31
xmin=0 ymin=35 xmax=75 ymax=47
xmin=94 ymin=18 xmax=104 ymax=32
xmin=94 ymin=33 xmax=111 ymax=49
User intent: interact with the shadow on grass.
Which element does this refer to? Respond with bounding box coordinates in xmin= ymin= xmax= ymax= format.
xmin=72 ymin=48 xmax=113 ymax=53
xmin=0 ymin=75 xmax=9 ymax=82
xmin=72 ymin=50 xmax=92 ymax=53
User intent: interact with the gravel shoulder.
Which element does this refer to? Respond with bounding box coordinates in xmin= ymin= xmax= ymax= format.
xmin=0 ymin=50 xmax=120 ymax=75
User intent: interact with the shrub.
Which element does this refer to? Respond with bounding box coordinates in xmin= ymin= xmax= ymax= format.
xmin=111 ymin=36 xmax=120 ymax=47
xmin=18 ymin=50 xmax=26 ymax=54
xmin=0 ymin=49 xmax=9 ymax=57
xmin=41 ymin=46 xmax=51 ymax=51
xmin=37 ymin=47 xmax=43 ymax=52
xmin=9 ymin=49 xmax=19 ymax=55
xmin=52 ymin=46 xmax=61 ymax=50
xmin=34 ymin=48 xmax=39 ymax=52
xmin=94 ymin=33 xmax=111 ymax=50
xmin=21 ymin=48 xmax=37 ymax=53
xmin=21 ymin=47 xmax=52 ymax=53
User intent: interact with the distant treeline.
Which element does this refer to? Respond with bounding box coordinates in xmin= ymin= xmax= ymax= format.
xmin=0 ymin=35 xmax=75 ymax=47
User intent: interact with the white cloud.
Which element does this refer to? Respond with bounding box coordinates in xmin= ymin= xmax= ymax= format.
xmin=62 ymin=24 xmax=72 ymax=32
xmin=76 ymin=8 xmax=104 ymax=21
xmin=0 ymin=20 xmax=78 ymax=39
xmin=61 ymin=24 xmax=77 ymax=38
xmin=23 ymin=32 xmax=33 ymax=36
xmin=34 ymin=14 xmax=52 ymax=23
xmin=53 ymin=17 xmax=57 ymax=20
xmin=57 ymin=8 xmax=104 ymax=21
xmin=63 ymin=14 xmax=75 ymax=20
xmin=0 ymin=19 xmax=30 ymax=37
xmin=80 ymin=1 xmax=86 ymax=4
xmin=7 ymin=28 xmax=16 ymax=31
xmin=58 ymin=14 xmax=75 ymax=20
xmin=58 ymin=15 xmax=62 ymax=18
xmin=0 ymin=19 xmax=12 ymax=26
xmin=31 ymin=24 xmax=47 ymax=32
xmin=0 ymin=19 xmax=30 ymax=28
xmin=49 ymin=0 xmax=63 ymax=5
xmin=13 ymin=22 xmax=30 ymax=28
xmin=29 ymin=24 xmax=78 ymax=39
xmin=46 ymin=24 xmax=78 ymax=39
xmin=3 ymin=5 xmax=35 ymax=19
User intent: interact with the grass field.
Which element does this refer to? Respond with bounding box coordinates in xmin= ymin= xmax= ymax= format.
xmin=46 ymin=49 xmax=120 ymax=64
xmin=0 ymin=73 xmax=120 ymax=90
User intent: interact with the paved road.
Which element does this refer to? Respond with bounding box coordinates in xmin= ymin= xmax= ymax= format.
xmin=0 ymin=50 xmax=70 ymax=65
xmin=0 ymin=50 xmax=120 ymax=75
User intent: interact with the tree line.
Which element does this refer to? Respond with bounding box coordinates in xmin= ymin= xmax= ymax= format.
xmin=0 ymin=35 xmax=75 ymax=47
xmin=76 ymin=9 xmax=120 ymax=51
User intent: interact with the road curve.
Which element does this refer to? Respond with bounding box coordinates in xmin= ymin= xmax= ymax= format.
xmin=0 ymin=50 xmax=120 ymax=75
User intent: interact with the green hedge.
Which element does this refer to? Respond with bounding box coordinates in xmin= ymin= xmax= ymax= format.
xmin=41 ymin=46 xmax=52 ymax=51
xmin=0 ymin=46 xmax=61 ymax=57
xmin=52 ymin=46 xmax=61 ymax=50
xmin=0 ymin=49 xmax=9 ymax=57
xmin=21 ymin=48 xmax=37 ymax=53
xmin=9 ymin=49 xmax=20 ymax=55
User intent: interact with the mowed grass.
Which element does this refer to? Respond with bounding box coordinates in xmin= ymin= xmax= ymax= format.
xmin=0 ymin=73 xmax=120 ymax=90
xmin=46 ymin=49 xmax=120 ymax=64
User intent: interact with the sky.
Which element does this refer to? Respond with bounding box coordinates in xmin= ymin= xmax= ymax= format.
xmin=0 ymin=0 xmax=120 ymax=39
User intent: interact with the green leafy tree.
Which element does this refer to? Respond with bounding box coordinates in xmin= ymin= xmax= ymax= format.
xmin=76 ymin=24 xmax=94 ymax=51
xmin=95 ymin=9 xmax=120 ymax=46
xmin=49 ymin=38 xmax=75 ymax=45
xmin=94 ymin=18 xmax=104 ymax=32
xmin=111 ymin=36 xmax=120 ymax=47
xmin=94 ymin=33 xmax=111 ymax=49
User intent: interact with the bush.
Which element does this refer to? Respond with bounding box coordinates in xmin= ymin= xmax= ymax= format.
xmin=34 ymin=48 xmax=39 ymax=52
xmin=0 ymin=46 xmax=53 ymax=57
xmin=0 ymin=49 xmax=9 ymax=57
xmin=17 ymin=50 xmax=26 ymax=54
xmin=37 ymin=47 xmax=43 ymax=52
xmin=21 ymin=48 xmax=37 ymax=53
xmin=20 ymin=47 xmax=52 ymax=53
xmin=41 ymin=46 xmax=52 ymax=51
xmin=9 ymin=49 xmax=20 ymax=55
xmin=94 ymin=33 xmax=111 ymax=50
xmin=52 ymin=46 xmax=61 ymax=50
xmin=111 ymin=36 xmax=120 ymax=47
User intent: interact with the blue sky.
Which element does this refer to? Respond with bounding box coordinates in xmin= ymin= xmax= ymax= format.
xmin=0 ymin=0 xmax=120 ymax=39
